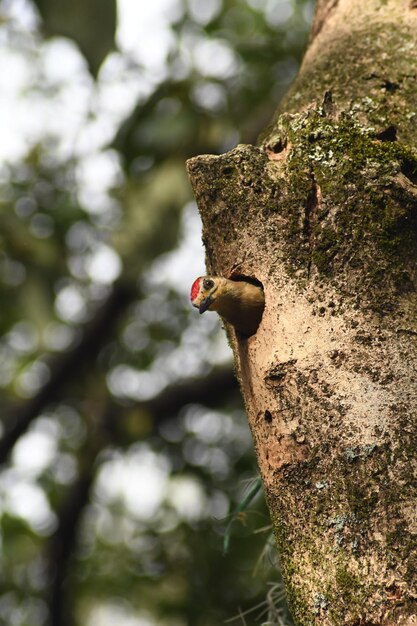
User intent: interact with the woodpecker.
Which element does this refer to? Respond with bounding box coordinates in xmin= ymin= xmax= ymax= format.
xmin=190 ymin=275 xmax=265 ymax=337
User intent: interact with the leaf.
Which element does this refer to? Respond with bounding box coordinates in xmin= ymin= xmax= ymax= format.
xmin=223 ymin=477 xmax=263 ymax=555
xmin=32 ymin=0 xmax=116 ymax=76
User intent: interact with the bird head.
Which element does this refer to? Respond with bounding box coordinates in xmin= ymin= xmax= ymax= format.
xmin=190 ymin=276 xmax=219 ymax=314
xmin=190 ymin=274 xmax=265 ymax=336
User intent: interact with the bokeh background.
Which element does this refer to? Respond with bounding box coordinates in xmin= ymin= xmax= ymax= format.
xmin=0 ymin=1 xmax=313 ymax=624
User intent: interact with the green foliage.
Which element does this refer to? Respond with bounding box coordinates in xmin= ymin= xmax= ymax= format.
xmin=223 ymin=477 xmax=262 ymax=555
xmin=32 ymin=0 xmax=116 ymax=76
xmin=0 ymin=0 xmax=311 ymax=624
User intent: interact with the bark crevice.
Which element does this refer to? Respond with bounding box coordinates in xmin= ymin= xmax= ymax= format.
xmin=303 ymin=172 xmax=320 ymax=278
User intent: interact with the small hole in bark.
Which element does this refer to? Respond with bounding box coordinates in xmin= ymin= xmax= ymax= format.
xmin=322 ymin=90 xmax=334 ymax=116
xmin=264 ymin=410 xmax=273 ymax=423
xmin=400 ymin=158 xmax=417 ymax=185
xmin=410 ymin=0 xmax=417 ymax=9
xmin=381 ymin=80 xmax=400 ymax=93
xmin=229 ymin=273 xmax=263 ymax=289
xmin=374 ymin=125 xmax=397 ymax=142
xmin=270 ymin=139 xmax=286 ymax=153
xmin=222 ymin=166 xmax=234 ymax=176
xmin=229 ymin=274 xmax=265 ymax=337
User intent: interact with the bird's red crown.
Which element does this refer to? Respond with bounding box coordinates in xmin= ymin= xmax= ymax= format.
xmin=190 ymin=277 xmax=202 ymax=302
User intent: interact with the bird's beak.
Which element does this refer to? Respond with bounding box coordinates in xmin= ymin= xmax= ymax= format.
xmin=199 ymin=295 xmax=212 ymax=314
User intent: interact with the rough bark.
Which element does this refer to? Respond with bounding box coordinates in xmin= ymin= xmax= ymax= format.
xmin=187 ymin=1 xmax=417 ymax=624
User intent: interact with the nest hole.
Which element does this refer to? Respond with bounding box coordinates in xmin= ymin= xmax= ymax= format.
xmin=229 ymin=273 xmax=264 ymax=289
xmin=228 ymin=273 xmax=265 ymax=338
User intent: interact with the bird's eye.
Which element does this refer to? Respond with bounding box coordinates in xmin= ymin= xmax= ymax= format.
xmin=203 ymin=278 xmax=214 ymax=290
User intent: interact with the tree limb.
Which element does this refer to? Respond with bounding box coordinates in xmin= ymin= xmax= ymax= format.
xmin=0 ymin=281 xmax=136 ymax=464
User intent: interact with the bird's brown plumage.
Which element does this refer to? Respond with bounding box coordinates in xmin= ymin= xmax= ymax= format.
xmin=190 ymin=276 xmax=265 ymax=336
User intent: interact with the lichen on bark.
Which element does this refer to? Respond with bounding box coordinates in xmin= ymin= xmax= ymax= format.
xmin=263 ymin=107 xmax=417 ymax=309
xmin=187 ymin=0 xmax=417 ymax=624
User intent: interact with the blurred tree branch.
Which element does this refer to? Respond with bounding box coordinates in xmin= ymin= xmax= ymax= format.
xmin=46 ymin=398 xmax=117 ymax=626
xmin=47 ymin=465 xmax=95 ymax=626
xmin=44 ymin=367 xmax=238 ymax=626
xmin=144 ymin=364 xmax=238 ymax=427
xmin=32 ymin=0 xmax=116 ymax=76
xmin=0 ymin=280 xmax=136 ymax=465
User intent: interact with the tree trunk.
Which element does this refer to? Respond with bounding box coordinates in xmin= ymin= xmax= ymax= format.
xmin=187 ymin=1 xmax=417 ymax=624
